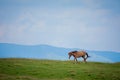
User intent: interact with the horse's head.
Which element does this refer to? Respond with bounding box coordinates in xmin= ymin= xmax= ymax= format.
xmin=68 ymin=51 xmax=77 ymax=59
xmin=68 ymin=52 xmax=74 ymax=59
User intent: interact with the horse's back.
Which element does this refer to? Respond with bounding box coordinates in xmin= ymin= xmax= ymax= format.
xmin=77 ymin=51 xmax=86 ymax=56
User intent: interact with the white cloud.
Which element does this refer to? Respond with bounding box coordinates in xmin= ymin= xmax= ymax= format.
xmin=0 ymin=26 xmax=5 ymax=38
xmin=0 ymin=0 xmax=120 ymax=51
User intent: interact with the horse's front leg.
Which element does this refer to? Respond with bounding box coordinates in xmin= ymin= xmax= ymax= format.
xmin=74 ymin=57 xmax=78 ymax=63
xmin=74 ymin=57 xmax=76 ymax=62
xmin=76 ymin=58 xmax=78 ymax=62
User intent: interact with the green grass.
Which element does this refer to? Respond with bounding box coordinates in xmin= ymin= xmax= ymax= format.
xmin=0 ymin=58 xmax=120 ymax=80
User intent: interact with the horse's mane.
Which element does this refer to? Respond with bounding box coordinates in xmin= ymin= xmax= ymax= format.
xmin=71 ymin=51 xmax=78 ymax=53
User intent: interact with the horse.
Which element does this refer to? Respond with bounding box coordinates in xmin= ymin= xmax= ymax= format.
xmin=68 ymin=50 xmax=90 ymax=63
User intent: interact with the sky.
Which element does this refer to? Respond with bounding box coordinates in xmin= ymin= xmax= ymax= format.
xmin=0 ymin=0 xmax=120 ymax=52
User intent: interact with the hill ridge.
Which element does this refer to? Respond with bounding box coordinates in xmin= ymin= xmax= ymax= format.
xmin=0 ymin=43 xmax=120 ymax=63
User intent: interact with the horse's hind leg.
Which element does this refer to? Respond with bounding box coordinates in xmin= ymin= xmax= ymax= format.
xmin=82 ymin=56 xmax=87 ymax=63
xmin=84 ymin=58 xmax=87 ymax=63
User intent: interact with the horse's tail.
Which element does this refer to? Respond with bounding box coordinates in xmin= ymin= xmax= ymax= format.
xmin=85 ymin=52 xmax=90 ymax=59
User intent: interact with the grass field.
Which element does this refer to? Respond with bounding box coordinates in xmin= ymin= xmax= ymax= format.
xmin=0 ymin=58 xmax=120 ymax=80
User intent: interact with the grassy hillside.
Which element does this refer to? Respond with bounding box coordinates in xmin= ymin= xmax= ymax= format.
xmin=0 ymin=58 xmax=120 ymax=80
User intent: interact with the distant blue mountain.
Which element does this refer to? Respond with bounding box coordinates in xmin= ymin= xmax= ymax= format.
xmin=0 ymin=43 xmax=120 ymax=63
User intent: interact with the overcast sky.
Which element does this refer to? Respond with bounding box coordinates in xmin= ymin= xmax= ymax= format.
xmin=0 ymin=0 xmax=120 ymax=52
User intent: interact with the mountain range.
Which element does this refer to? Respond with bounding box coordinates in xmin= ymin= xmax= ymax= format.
xmin=0 ymin=43 xmax=120 ymax=63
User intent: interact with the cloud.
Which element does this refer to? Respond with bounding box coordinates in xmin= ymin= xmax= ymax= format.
xmin=0 ymin=27 xmax=5 ymax=38
xmin=81 ymin=0 xmax=101 ymax=8
xmin=0 ymin=0 xmax=120 ymax=51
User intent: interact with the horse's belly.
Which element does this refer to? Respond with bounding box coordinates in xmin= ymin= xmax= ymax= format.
xmin=76 ymin=55 xmax=82 ymax=58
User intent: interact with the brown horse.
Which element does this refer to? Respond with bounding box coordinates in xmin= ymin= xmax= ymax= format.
xmin=68 ymin=50 xmax=90 ymax=63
